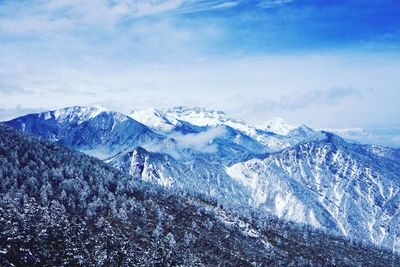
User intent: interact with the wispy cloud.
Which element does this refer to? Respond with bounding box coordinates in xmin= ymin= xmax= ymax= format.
xmin=177 ymin=0 xmax=239 ymax=14
xmin=224 ymin=87 xmax=375 ymax=127
xmin=142 ymin=127 xmax=227 ymax=158
xmin=172 ymin=126 xmax=226 ymax=153
xmin=45 ymin=0 xmax=186 ymax=19
xmin=0 ymin=105 xmax=45 ymax=121
xmin=0 ymin=73 xmax=35 ymax=95
xmin=258 ymin=0 xmax=293 ymax=9
xmin=0 ymin=0 xmax=240 ymax=34
xmin=275 ymin=87 xmax=365 ymax=111
xmin=231 ymin=87 xmax=367 ymax=114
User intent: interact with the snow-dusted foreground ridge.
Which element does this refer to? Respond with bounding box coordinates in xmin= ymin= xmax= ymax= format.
xmin=227 ymin=133 xmax=400 ymax=251
xmin=4 ymin=105 xmax=400 ymax=252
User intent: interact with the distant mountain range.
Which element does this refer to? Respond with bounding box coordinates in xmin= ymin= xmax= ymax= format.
xmin=4 ymin=105 xmax=400 ymax=253
xmin=323 ymin=127 xmax=400 ymax=148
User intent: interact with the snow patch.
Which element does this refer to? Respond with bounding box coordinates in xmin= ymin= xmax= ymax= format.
xmin=44 ymin=112 xmax=52 ymax=120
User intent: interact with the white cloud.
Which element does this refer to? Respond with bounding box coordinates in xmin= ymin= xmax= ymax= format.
xmin=258 ymin=0 xmax=293 ymax=9
xmin=45 ymin=0 xmax=185 ymax=19
xmin=237 ymin=87 xmax=365 ymax=112
xmin=0 ymin=105 xmax=45 ymax=121
xmin=172 ymin=126 xmax=226 ymax=153
xmin=0 ymin=0 xmax=239 ymax=34
xmin=133 ymin=0 xmax=184 ymax=16
xmin=177 ymin=0 xmax=239 ymax=14
xmin=141 ymin=127 xmax=227 ymax=158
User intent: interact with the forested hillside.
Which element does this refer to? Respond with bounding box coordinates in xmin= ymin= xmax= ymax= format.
xmin=6 ymin=106 xmax=400 ymax=251
xmin=0 ymin=124 xmax=398 ymax=266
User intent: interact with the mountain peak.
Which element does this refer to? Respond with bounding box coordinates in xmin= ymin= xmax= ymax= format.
xmin=162 ymin=106 xmax=230 ymax=127
xmin=129 ymin=108 xmax=177 ymax=132
xmin=49 ymin=105 xmax=110 ymax=123
xmin=259 ymin=117 xmax=296 ymax=135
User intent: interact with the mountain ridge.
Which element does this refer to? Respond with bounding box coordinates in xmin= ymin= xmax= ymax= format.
xmin=3 ymin=105 xmax=400 ymax=253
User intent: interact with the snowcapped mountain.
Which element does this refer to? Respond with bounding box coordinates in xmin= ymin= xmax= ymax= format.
xmin=226 ymin=132 xmax=400 ymax=251
xmin=161 ymin=106 xmax=232 ymax=127
xmin=160 ymin=106 xmax=271 ymax=140
xmin=258 ymin=117 xmax=296 ymax=135
xmin=4 ymin=106 xmax=269 ymax=164
xmin=131 ymin=106 xmax=319 ymax=151
xmin=129 ymin=108 xmax=206 ymax=134
xmin=130 ymin=106 xmax=240 ymax=133
xmin=129 ymin=108 xmax=177 ymax=132
xmin=160 ymin=106 xmax=298 ymax=137
xmin=4 ymin=106 xmax=164 ymax=159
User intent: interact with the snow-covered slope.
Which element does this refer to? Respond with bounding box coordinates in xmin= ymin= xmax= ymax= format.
xmin=157 ymin=106 xmax=318 ymax=151
xmin=129 ymin=108 xmax=177 ymax=132
xmin=4 ymin=106 xmax=164 ymax=159
xmin=129 ymin=107 xmax=207 ymax=134
xmin=105 ymin=124 xmax=274 ymax=206
xmin=107 ymin=147 xmax=252 ymax=206
xmin=161 ymin=106 xmax=269 ymax=139
xmin=130 ymin=106 xmax=237 ymax=133
xmin=161 ymin=106 xmax=232 ymax=127
xmin=258 ymin=117 xmax=296 ymax=135
xmin=226 ymin=132 xmax=400 ymax=251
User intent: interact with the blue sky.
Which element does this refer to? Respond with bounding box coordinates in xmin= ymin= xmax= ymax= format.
xmin=0 ymin=0 xmax=400 ymax=128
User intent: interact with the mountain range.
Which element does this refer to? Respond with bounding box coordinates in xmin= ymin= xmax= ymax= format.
xmin=4 ymin=105 xmax=400 ymax=253
xmin=1 ymin=122 xmax=398 ymax=266
xmin=324 ymin=127 xmax=400 ymax=148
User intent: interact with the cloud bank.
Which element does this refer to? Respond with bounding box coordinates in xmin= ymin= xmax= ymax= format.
xmin=267 ymin=87 xmax=364 ymax=111
xmin=142 ymin=127 xmax=226 ymax=158
xmin=227 ymin=86 xmax=367 ymax=116
xmin=172 ymin=126 xmax=226 ymax=153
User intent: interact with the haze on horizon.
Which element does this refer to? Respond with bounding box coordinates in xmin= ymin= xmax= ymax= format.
xmin=0 ymin=0 xmax=399 ymax=129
